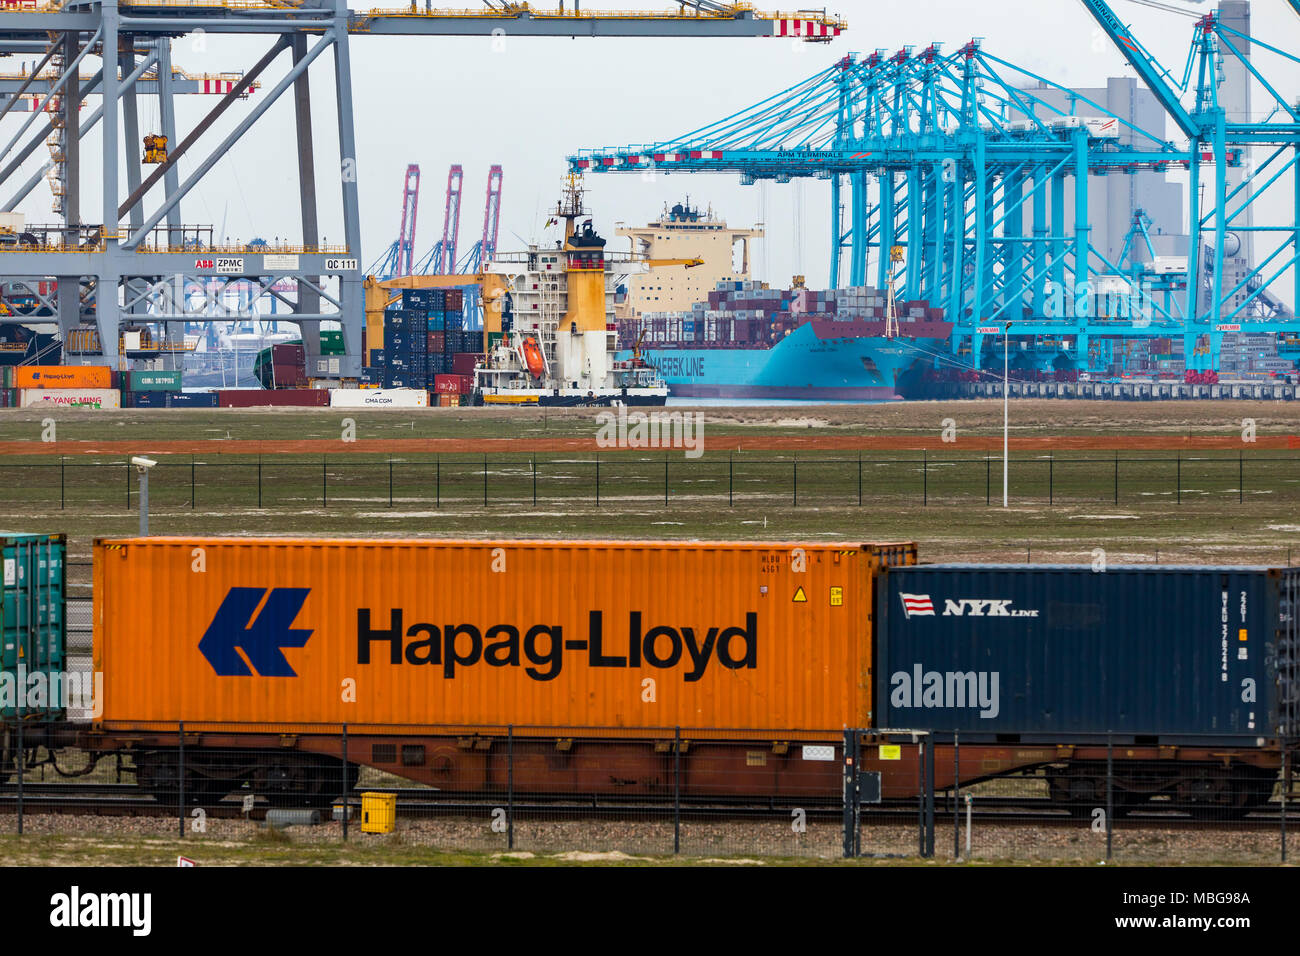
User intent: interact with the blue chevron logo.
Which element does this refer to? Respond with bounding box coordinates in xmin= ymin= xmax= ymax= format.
xmin=198 ymin=587 xmax=313 ymax=677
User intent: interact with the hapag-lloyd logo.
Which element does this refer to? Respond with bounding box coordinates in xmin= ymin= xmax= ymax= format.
xmin=899 ymin=592 xmax=1039 ymax=619
xmin=358 ymin=608 xmax=758 ymax=682
xmin=199 ymin=590 xmax=759 ymax=683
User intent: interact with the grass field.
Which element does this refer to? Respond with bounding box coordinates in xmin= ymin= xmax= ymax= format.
xmin=3 ymin=401 xmax=1299 ymax=593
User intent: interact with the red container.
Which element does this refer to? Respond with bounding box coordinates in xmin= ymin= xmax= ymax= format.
xmin=433 ymin=374 xmax=470 ymax=394
xmin=270 ymin=343 xmax=306 ymax=364
xmin=445 ymin=288 xmax=464 ymax=310
xmin=218 ymin=389 xmax=330 ymax=408
xmin=269 ymin=364 xmax=308 ymax=387
xmin=427 ymin=331 xmax=445 ymax=353
xmin=452 ymin=352 xmax=481 ymax=377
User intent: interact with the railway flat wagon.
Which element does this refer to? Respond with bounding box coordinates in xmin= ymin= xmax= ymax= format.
xmin=89 ymin=537 xmax=915 ymax=804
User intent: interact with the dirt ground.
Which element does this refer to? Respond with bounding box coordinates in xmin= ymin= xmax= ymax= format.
xmin=0 ymin=398 xmax=1296 ymax=456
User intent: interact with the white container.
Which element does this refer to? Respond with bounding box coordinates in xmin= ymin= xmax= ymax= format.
xmin=20 ymin=388 xmax=121 ymax=409
xmin=330 ymin=388 xmax=429 ymax=408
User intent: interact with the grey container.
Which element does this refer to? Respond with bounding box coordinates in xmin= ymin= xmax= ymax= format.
xmin=876 ymin=564 xmax=1299 ymax=744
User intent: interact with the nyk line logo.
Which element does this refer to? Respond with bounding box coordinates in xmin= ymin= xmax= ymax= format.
xmin=899 ymin=592 xmax=1039 ymax=619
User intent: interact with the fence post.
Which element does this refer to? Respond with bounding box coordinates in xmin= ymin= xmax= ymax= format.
xmin=436 ymin=456 xmax=441 ymax=509
xmin=190 ymin=456 xmax=195 ymax=509
xmin=924 ymin=737 xmax=935 ymax=858
xmin=986 ymin=455 xmax=990 ymax=506
xmin=793 ymin=461 xmax=797 ymax=508
xmin=663 ymin=458 xmax=668 ymax=506
xmin=342 ymin=723 xmax=349 ymax=842
xmin=1113 ymin=452 xmax=1119 ymax=505
xmin=595 ymin=456 xmax=599 ymax=508
xmin=857 ymin=454 xmax=862 ymax=507
xmin=922 ymin=451 xmax=927 ymax=506
xmin=178 ymin=720 xmax=185 ymax=840
xmin=321 ymin=456 xmax=327 ymax=508
xmin=390 ymin=460 xmax=395 ymax=508
xmin=1049 ymin=455 xmax=1053 ymax=506
xmin=841 ymin=728 xmax=857 ymax=859
xmin=506 ymin=725 xmax=514 ymax=851
xmin=953 ymin=731 xmax=960 ymax=861
xmin=532 ymin=455 xmax=537 ymax=507
xmin=1105 ymin=732 xmax=1114 ymax=861
xmin=674 ymin=726 xmax=681 ymax=855
xmin=1239 ymin=450 xmax=1244 ymax=504
xmin=125 ymin=460 xmax=130 ymax=510
xmin=258 ymin=456 xmax=263 ymax=509
xmin=483 ymin=455 xmax=488 ymax=507
xmin=1177 ymin=452 xmax=1181 ymax=505
xmin=60 ymin=456 xmax=64 ymax=510
xmin=14 ymin=714 xmax=21 ymax=836
xmin=916 ymin=739 xmax=924 ymax=856
xmin=729 ymin=455 xmax=734 ymax=507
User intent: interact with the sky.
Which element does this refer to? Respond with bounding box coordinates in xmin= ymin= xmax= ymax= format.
xmin=5 ymin=0 xmax=1298 ymax=297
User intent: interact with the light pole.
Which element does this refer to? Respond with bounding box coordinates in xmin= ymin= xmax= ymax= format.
xmin=1003 ymin=322 xmax=1012 ymax=509
xmin=132 ymin=456 xmax=157 ymax=535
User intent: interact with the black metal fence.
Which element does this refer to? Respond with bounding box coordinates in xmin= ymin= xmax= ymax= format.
xmin=1 ymin=722 xmax=1294 ymax=863
xmin=5 ymin=451 xmax=1300 ymax=511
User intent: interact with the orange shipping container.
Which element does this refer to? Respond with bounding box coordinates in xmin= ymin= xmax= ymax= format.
xmin=16 ymin=365 xmax=112 ymax=389
xmin=93 ymin=537 xmax=916 ymax=733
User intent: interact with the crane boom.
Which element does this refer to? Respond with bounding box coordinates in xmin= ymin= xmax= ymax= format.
xmin=1076 ymin=0 xmax=1199 ymax=138
xmin=349 ymin=5 xmax=846 ymax=40
xmin=479 ymin=165 xmax=503 ymax=266
xmin=396 ymin=163 xmax=420 ymax=277
xmin=438 ymin=165 xmax=464 ymax=276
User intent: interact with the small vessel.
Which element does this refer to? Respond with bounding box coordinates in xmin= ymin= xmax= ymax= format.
xmin=472 ymin=176 xmax=687 ymax=407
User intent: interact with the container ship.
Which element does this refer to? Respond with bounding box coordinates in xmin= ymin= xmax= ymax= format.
xmin=612 ymin=201 xmax=950 ymax=401
xmin=620 ymin=282 xmax=952 ymax=401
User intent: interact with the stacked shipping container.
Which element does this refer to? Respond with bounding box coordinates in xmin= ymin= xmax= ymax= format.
xmin=363 ymin=287 xmax=481 ymax=403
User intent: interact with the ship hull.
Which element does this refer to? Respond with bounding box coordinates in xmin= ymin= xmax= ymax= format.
xmin=628 ymin=321 xmax=945 ymax=402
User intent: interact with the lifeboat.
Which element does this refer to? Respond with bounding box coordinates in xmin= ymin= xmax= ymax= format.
xmin=522 ymin=336 xmax=545 ymax=380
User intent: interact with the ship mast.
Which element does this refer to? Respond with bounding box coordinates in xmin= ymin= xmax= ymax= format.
xmin=884 ymin=244 xmax=905 ymax=338
xmin=556 ymin=173 xmax=588 ymax=243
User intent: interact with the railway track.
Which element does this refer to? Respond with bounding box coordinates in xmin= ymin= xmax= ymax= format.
xmin=2 ymin=783 xmax=1297 ymax=830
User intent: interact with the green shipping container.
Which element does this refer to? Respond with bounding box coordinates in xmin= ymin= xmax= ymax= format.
xmin=129 ymin=369 xmax=182 ymax=391
xmin=1 ymin=533 xmax=67 ymax=720
xmin=487 ymin=332 xmax=504 ymax=350
xmin=320 ymin=330 xmax=346 ymax=355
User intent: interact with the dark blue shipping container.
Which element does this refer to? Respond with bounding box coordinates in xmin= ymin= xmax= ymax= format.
xmin=385 ymin=308 xmax=418 ymax=331
xmin=127 ymin=391 xmax=166 ymax=408
xmin=877 ymin=565 xmax=1299 ymax=744
xmin=369 ymin=348 xmax=386 ymax=367
xmin=403 ymin=289 xmax=444 ymax=310
xmin=166 ymin=391 xmax=219 ymax=408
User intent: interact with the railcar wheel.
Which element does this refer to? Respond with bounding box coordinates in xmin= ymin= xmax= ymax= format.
xmin=252 ymin=754 xmax=358 ymax=808
xmin=134 ymin=750 xmax=232 ymax=808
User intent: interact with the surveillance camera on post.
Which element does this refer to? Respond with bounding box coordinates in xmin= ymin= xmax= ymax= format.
xmin=131 ymin=456 xmax=157 ymax=473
